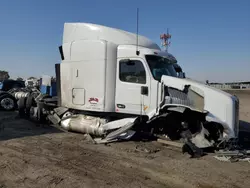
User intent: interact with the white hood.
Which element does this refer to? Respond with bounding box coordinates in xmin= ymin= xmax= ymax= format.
xmin=161 ymin=75 xmax=239 ymax=138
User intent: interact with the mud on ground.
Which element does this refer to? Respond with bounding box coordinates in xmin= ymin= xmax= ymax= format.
xmin=0 ymin=90 xmax=250 ymax=188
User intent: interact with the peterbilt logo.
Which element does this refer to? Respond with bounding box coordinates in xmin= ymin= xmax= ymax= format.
xmin=88 ymin=98 xmax=99 ymax=104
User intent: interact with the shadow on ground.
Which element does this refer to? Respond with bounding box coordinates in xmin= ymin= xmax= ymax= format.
xmin=1 ymin=111 xmax=250 ymax=150
xmin=0 ymin=111 xmax=62 ymax=141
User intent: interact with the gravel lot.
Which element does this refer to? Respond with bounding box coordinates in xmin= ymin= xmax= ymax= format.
xmin=0 ymin=90 xmax=250 ymax=188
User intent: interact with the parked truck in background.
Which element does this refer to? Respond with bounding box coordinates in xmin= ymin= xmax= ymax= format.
xmin=0 ymin=80 xmax=25 ymax=91
xmin=0 ymin=80 xmax=26 ymax=110
xmin=16 ymin=23 xmax=239 ymax=152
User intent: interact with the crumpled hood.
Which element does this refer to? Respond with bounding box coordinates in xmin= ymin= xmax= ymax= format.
xmin=161 ymin=75 xmax=239 ymax=138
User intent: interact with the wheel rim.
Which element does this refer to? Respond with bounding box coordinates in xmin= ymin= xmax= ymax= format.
xmin=1 ymin=98 xmax=14 ymax=110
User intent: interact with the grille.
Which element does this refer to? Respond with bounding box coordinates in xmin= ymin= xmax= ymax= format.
xmin=167 ymin=88 xmax=192 ymax=106
xmin=166 ymin=87 xmax=204 ymax=111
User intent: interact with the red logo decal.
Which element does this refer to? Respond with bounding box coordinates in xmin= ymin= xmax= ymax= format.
xmin=89 ymin=98 xmax=99 ymax=104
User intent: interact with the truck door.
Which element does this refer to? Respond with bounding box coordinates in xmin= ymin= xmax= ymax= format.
xmin=115 ymin=58 xmax=151 ymax=115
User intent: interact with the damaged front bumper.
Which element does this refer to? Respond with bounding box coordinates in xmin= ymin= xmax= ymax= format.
xmin=160 ymin=75 xmax=240 ymax=141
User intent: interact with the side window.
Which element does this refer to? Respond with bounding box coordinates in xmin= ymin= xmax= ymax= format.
xmin=119 ymin=60 xmax=146 ymax=84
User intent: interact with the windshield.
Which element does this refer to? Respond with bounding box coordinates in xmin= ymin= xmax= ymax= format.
xmin=145 ymin=55 xmax=177 ymax=81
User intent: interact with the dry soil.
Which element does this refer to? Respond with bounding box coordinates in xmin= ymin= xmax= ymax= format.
xmin=0 ymin=90 xmax=249 ymax=188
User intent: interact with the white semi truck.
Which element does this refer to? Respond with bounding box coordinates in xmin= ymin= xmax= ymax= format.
xmin=18 ymin=23 xmax=239 ymax=154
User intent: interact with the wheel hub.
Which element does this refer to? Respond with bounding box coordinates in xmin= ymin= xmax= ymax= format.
xmin=1 ymin=98 xmax=14 ymax=110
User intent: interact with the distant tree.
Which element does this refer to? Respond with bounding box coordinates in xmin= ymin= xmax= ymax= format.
xmin=0 ymin=70 xmax=10 ymax=82
xmin=16 ymin=77 xmax=23 ymax=81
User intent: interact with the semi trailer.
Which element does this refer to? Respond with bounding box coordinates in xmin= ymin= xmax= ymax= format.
xmin=16 ymin=23 xmax=239 ymax=154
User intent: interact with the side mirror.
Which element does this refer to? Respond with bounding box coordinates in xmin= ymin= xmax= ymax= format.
xmin=141 ymin=86 xmax=148 ymax=96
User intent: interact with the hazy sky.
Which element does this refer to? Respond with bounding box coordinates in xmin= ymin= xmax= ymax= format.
xmin=0 ymin=0 xmax=249 ymax=82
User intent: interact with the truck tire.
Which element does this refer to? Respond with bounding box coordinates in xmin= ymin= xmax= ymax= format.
xmin=37 ymin=106 xmax=47 ymax=123
xmin=26 ymin=94 xmax=36 ymax=108
xmin=25 ymin=95 xmax=36 ymax=118
xmin=0 ymin=94 xmax=16 ymax=111
xmin=18 ymin=97 xmax=27 ymax=117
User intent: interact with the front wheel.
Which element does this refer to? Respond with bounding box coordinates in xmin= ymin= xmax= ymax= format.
xmin=0 ymin=94 xmax=16 ymax=111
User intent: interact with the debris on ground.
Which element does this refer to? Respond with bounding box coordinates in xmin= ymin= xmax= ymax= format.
xmin=157 ymin=138 xmax=204 ymax=158
xmin=214 ymin=149 xmax=250 ymax=163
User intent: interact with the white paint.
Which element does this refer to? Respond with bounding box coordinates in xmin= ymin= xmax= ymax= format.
xmin=161 ymin=75 xmax=239 ymax=138
xmin=115 ymin=57 xmax=151 ymax=115
xmin=60 ymin=40 xmax=116 ymax=112
xmin=72 ymin=88 xmax=85 ymax=105
xmin=59 ymin=22 xmax=238 ymax=139
xmin=62 ymin=23 xmax=160 ymax=55
xmin=60 ymin=23 xmax=172 ymax=113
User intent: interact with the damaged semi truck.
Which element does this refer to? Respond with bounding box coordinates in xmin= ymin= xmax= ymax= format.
xmin=18 ymin=23 xmax=239 ymax=153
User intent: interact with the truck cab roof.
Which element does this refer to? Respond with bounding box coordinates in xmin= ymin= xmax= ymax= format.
xmin=63 ymin=23 xmax=160 ymax=50
xmin=61 ymin=23 xmax=178 ymax=64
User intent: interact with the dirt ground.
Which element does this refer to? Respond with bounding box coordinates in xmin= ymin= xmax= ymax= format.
xmin=0 ymin=90 xmax=250 ymax=188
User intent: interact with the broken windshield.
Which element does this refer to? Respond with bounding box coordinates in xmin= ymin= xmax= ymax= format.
xmin=145 ymin=55 xmax=177 ymax=81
